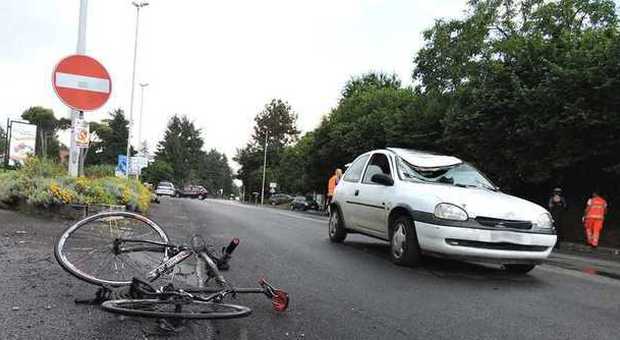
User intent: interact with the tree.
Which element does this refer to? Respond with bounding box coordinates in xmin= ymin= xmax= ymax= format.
xmin=85 ymin=109 xmax=133 ymax=166
xmin=155 ymin=115 xmax=205 ymax=185
xmin=141 ymin=160 xmax=174 ymax=185
xmin=341 ymin=72 xmax=401 ymax=99
xmin=199 ymin=149 xmax=234 ymax=196
xmin=414 ymin=0 xmax=620 ymax=192
xmin=0 ymin=126 xmax=6 ymax=161
xmin=235 ymin=98 xmax=300 ymax=196
xmin=21 ymin=106 xmax=70 ymax=159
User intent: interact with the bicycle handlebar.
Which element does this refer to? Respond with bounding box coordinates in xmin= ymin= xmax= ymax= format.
xmin=225 ymin=238 xmax=240 ymax=256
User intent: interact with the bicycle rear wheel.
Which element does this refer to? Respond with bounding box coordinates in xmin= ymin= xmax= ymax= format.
xmin=55 ymin=211 xmax=170 ymax=287
xmin=101 ymin=299 xmax=252 ymax=319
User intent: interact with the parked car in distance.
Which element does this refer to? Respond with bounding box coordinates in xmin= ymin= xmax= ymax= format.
xmin=155 ymin=181 xmax=176 ymax=197
xmin=329 ymin=148 xmax=557 ymax=274
xmin=176 ymin=185 xmax=208 ymax=199
xmin=269 ymin=193 xmax=293 ymax=206
xmin=290 ymin=196 xmax=320 ymax=211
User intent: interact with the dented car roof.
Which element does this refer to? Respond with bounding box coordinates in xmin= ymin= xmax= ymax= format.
xmin=387 ymin=148 xmax=463 ymax=168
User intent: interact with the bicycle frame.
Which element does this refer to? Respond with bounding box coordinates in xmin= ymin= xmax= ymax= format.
xmin=113 ymin=237 xmax=229 ymax=285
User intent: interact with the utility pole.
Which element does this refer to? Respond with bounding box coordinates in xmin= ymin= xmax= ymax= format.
xmin=126 ymin=1 xmax=149 ymax=177
xmin=260 ymin=131 xmax=268 ymax=205
xmin=68 ymin=0 xmax=88 ymax=177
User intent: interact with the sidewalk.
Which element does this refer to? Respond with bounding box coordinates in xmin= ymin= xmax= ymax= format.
xmin=548 ymin=242 xmax=620 ymax=280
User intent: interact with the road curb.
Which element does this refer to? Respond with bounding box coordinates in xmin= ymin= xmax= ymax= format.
xmin=559 ymin=242 xmax=620 ymax=256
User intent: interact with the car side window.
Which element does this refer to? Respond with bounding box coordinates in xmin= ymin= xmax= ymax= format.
xmin=343 ymin=155 xmax=370 ymax=183
xmin=362 ymin=153 xmax=392 ymax=184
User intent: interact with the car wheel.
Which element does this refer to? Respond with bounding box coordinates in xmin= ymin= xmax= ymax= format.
xmin=198 ymin=194 xmax=204 ymax=200
xmin=503 ymin=264 xmax=536 ymax=274
xmin=328 ymin=207 xmax=347 ymax=243
xmin=390 ymin=216 xmax=422 ymax=267
xmin=175 ymin=192 xmax=180 ymax=198
xmin=290 ymin=205 xmax=295 ymax=210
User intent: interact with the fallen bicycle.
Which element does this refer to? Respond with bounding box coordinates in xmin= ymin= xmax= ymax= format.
xmin=54 ymin=211 xmax=289 ymax=323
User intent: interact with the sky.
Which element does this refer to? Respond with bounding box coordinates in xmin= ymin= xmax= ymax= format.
xmin=0 ymin=0 xmax=471 ymax=170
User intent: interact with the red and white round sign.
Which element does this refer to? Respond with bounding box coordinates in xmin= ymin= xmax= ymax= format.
xmin=52 ymin=55 xmax=112 ymax=111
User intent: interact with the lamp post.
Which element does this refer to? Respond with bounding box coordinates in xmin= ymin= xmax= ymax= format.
xmin=137 ymin=82 xmax=149 ymax=155
xmin=125 ymin=1 xmax=149 ymax=176
xmin=260 ymin=131 xmax=268 ymax=205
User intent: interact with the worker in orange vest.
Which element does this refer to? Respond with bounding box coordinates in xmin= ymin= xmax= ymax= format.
xmin=325 ymin=168 xmax=343 ymax=214
xmin=582 ymin=191 xmax=608 ymax=248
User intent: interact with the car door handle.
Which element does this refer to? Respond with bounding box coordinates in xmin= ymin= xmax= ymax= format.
xmin=354 ymin=189 xmax=359 ymax=196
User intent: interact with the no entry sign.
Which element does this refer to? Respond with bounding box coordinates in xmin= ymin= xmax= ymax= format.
xmin=52 ymin=55 xmax=111 ymax=111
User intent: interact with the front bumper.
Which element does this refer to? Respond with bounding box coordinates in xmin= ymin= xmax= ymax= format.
xmin=415 ymin=221 xmax=557 ymax=264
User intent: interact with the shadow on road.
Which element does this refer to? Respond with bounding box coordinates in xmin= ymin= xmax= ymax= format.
xmin=340 ymin=240 xmax=547 ymax=286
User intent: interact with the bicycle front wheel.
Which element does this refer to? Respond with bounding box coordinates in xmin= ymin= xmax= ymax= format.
xmin=55 ymin=211 xmax=170 ymax=287
xmin=101 ymin=299 xmax=252 ymax=319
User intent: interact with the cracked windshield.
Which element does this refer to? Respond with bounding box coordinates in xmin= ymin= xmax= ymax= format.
xmin=1 ymin=0 xmax=619 ymax=339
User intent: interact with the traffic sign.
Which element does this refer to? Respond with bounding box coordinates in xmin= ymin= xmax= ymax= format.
xmin=52 ymin=55 xmax=111 ymax=111
xmin=74 ymin=119 xmax=90 ymax=148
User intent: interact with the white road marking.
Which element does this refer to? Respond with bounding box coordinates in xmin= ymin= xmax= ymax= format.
xmin=55 ymin=72 xmax=110 ymax=93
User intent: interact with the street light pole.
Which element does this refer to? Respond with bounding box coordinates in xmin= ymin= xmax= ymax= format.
xmin=260 ymin=131 xmax=268 ymax=205
xmin=137 ymin=82 xmax=149 ymax=155
xmin=68 ymin=0 xmax=88 ymax=177
xmin=126 ymin=1 xmax=149 ymax=177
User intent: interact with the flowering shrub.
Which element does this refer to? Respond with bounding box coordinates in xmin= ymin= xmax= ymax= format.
xmin=0 ymin=158 xmax=151 ymax=211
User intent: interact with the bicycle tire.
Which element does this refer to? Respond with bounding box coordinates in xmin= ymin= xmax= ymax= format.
xmin=54 ymin=211 xmax=170 ymax=287
xmin=101 ymin=299 xmax=252 ymax=319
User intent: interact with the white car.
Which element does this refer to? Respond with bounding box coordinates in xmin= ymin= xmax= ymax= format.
xmin=155 ymin=181 xmax=176 ymax=197
xmin=329 ymin=148 xmax=557 ymax=274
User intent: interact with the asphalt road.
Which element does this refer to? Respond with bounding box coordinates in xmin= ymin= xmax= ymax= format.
xmin=2 ymin=199 xmax=620 ymax=339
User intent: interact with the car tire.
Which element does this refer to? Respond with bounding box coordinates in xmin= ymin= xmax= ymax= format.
xmin=503 ymin=264 xmax=536 ymax=274
xmin=290 ymin=205 xmax=295 ymax=211
xmin=198 ymin=194 xmax=204 ymax=200
xmin=328 ymin=207 xmax=347 ymax=243
xmin=175 ymin=192 xmax=180 ymax=198
xmin=389 ymin=216 xmax=422 ymax=267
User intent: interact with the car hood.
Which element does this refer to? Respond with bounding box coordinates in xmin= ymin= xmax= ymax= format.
xmin=405 ymin=183 xmax=547 ymax=221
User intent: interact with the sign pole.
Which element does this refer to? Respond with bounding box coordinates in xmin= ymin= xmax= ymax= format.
xmin=4 ymin=118 xmax=10 ymax=168
xmin=69 ymin=0 xmax=88 ymax=177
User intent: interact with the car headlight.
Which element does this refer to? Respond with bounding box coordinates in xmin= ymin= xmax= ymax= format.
xmin=533 ymin=213 xmax=553 ymax=229
xmin=434 ymin=203 xmax=468 ymax=221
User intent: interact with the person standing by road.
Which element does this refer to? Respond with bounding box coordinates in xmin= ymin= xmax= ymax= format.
xmin=582 ymin=191 xmax=608 ymax=248
xmin=325 ymin=168 xmax=343 ymax=214
xmin=548 ymin=188 xmax=567 ymax=248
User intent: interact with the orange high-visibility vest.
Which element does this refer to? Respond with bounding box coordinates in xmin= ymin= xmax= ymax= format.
xmin=327 ymin=175 xmax=337 ymax=196
xmin=585 ymin=196 xmax=607 ymax=220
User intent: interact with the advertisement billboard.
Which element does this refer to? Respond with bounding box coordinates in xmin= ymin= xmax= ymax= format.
xmin=8 ymin=121 xmax=37 ymax=166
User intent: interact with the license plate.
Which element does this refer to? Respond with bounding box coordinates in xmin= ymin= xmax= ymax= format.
xmin=490 ymin=231 xmax=524 ymax=243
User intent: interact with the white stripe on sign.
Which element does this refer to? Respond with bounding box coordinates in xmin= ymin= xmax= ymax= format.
xmin=55 ymin=72 xmax=110 ymax=93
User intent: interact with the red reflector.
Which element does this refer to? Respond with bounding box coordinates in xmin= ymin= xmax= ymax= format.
xmin=272 ymin=290 xmax=289 ymax=312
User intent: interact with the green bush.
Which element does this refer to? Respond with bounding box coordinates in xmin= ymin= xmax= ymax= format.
xmin=85 ymin=164 xmax=116 ymax=178
xmin=0 ymin=157 xmax=150 ymax=211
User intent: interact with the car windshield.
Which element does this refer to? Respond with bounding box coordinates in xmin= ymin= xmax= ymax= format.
xmin=397 ymin=157 xmax=497 ymax=191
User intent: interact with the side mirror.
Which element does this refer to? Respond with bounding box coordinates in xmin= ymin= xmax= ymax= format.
xmin=371 ymin=173 xmax=394 ymax=186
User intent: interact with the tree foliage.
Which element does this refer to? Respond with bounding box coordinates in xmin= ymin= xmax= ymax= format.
xmin=86 ymin=109 xmax=132 ymax=166
xmin=249 ymin=0 xmax=620 ymax=204
xmin=21 ymin=106 xmax=70 ymax=159
xmin=235 ymin=99 xmax=300 ymax=196
xmin=149 ymin=115 xmax=234 ymax=195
